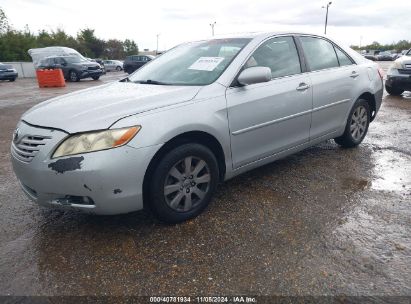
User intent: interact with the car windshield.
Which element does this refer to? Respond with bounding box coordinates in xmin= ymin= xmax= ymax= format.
xmin=128 ymin=38 xmax=251 ymax=86
xmin=64 ymin=56 xmax=87 ymax=63
xmin=407 ymin=50 xmax=411 ymax=56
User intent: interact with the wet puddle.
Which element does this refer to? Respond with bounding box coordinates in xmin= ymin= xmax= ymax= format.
xmin=371 ymin=149 xmax=410 ymax=193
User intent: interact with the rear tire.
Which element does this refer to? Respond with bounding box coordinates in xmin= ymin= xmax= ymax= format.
xmin=148 ymin=143 xmax=219 ymax=223
xmin=385 ymin=84 xmax=404 ymax=96
xmin=334 ymin=99 xmax=370 ymax=148
xmin=92 ymin=76 xmax=100 ymax=80
xmin=9 ymin=78 xmax=15 ymax=82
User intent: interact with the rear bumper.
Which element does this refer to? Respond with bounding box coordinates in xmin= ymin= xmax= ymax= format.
xmin=374 ymin=87 xmax=383 ymax=118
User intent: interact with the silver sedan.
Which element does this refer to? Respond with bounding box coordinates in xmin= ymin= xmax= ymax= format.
xmin=103 ymin=60 xmax=123 ymax=71
xmin=11 ymin=32 xmax=383 ymax=223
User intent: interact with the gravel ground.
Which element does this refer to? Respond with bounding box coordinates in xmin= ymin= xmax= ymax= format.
xmin=0 ymin=63 xmax=410 ymax=299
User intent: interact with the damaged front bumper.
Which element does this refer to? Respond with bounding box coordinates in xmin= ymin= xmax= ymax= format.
xmin=11 ymin=121 xmax=160 ymax=215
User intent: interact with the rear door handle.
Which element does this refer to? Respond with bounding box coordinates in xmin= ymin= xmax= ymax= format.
xmin=350 ymin=71 xmax=359 ymax=78
xmin=296 ymin=83 xmax=310 ymax=91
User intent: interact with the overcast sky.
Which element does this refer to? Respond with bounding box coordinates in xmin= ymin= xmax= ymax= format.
xmin=1 ymin=0 xmax=410 ymax=50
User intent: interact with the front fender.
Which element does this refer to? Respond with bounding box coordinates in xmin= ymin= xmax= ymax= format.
xmin=110 ymin=90 xmax=233 ymax=174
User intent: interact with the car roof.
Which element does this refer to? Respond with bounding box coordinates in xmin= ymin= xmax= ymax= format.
xmin=44 ymin=55 xmax=76 ymax=59
xmin=211 ymin=31 xmax=324 ymax=40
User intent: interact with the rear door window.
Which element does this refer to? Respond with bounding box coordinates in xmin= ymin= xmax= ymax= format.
xmin=300 ymin=36 xmax=339 ymax=71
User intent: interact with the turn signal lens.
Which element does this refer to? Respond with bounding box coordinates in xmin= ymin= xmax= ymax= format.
xmin=52 ymin=126 xmax=141 ymax=158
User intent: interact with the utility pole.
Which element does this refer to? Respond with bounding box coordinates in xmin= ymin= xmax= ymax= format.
xmin=156 ymin=34 xmax=160 ymax=54
xmin=322 ymin=2 xmax=332 ymax=35
xmin=209 ymin=21 xmax=216 ymax=36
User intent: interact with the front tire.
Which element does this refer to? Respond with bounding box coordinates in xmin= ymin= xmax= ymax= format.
xmin=385 ymin=84 xmax=404 ymax=96
xmin=92 ymin=76 xmax=100 ymax=80
xmin=148 ymin=143 xmax=219 ymax=223
xmin=69 ymin=70 xmax=80 ymax=82
xmin=335 ymin=99 xmax=370 ymax=148
xmin=116 ymin=66 xmax=122 ymax=71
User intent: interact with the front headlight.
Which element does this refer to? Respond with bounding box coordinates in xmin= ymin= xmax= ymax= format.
xmin=52 ymin=126 xmax=141 ymax=158
xmin=390 ymin=61 xmax=402 ymax=70
xmin=387 ymin=61 xmax=403 ymax=75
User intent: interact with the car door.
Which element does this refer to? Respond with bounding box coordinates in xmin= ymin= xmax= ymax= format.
xmin=298 ymin=36 xmax=357 ymax=140
xmin=226 ymin=36 xmax=313 ymax=168
xmin=108 ymin=61 xmax=114 ymax=71
xmin=134 ymin=56 xmax=142 ymax=69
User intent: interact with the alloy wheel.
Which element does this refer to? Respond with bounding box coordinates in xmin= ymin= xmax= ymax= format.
xmin=164 ymin=156 xmax=211 ymax=212
xmin=350 ymin=105 xmax=368 ymax=141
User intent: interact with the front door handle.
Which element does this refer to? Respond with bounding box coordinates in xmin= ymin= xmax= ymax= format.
xmin=296 ymin=83 xmax=310 ymax=91
xmin=350 ymin=71 xmax=359 ymax=78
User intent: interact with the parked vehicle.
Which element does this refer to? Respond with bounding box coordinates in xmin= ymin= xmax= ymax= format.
xmin=28 ymin=46 xmax=85 ymax=68
xmin=385 ymin=49 xmax=411 ymax=95
xmin=390 ymin=53 xmax=401 ymax=60
xmin=123 ymin=55 xmax=154 ymax=74
xmin=38 ymin=56 xmax=103 ymax=82
xmin=375 ymin=51 xmax=393 ymax=61
xmin=11 ymin=33 xmax=383 ymax=223
xmin=103 ymin=60 xmax=124 ymax=71
xmin=89 ymin=58 xmax=106 ymax=74
xmin=363 ymin=54 xmax=376 ymax=61
xmin=0 ymin=63 xmax=18 ymax=81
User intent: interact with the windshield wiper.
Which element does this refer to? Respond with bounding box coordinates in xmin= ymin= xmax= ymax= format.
xmin=133 ymin=79 xmax=169 ymax=85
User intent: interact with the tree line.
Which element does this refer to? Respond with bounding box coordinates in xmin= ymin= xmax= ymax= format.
xmin=350 ymin=40 xmax=411 ymax=52
xmin=0 ymin=7 xmax=138 ymax=61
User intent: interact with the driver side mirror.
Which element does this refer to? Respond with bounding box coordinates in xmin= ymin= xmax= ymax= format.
xmin=237 ymin=66 xmax=272 ymax=86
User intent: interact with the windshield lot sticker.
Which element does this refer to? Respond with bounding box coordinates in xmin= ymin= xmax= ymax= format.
xmin=188 ymin=57 xmax=225 ymax=71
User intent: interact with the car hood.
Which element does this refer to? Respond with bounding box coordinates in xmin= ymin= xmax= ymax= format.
xmin=396 ymin=55 xmax=411 ymax=66
xmin=22 ymin=81 xmax=202 ymax=133
xmin=0 ymin=64 xmax=13 ymax=70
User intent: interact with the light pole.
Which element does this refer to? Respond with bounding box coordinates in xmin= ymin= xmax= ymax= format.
xmin=209 ymin=21 xmax=216 ymax=36
xmin=156 ymin=34 xmax=160 ymax=54
xmin=322 ymin=2 xmax=332 ymax=35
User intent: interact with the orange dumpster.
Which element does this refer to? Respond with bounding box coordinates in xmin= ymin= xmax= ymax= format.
xmin=36 ymin=69 xmax=65 ymax=88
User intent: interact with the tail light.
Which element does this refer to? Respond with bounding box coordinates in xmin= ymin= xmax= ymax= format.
xmin=377 ymin=68 xmax=384 ymax=80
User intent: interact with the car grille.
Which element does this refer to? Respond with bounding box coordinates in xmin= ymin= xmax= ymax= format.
xmin=88 ymin=66 xmax=99 ymax=70
xmin=12 ymin=135 xmax=51 ymax=162
xmin=404 ymin=64 xmax=411 ymax=69
xmin=398 ymin=69 xmax=411 ymax=75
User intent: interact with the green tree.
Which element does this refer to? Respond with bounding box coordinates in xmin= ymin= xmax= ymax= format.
xmin=77 ymin=28 xmax=105 ymax=58
xmin=123 ymin=39 xmax=138 ymax=56
xmin=104 ymin=39 xmax=125 ymax=59
xmin=0 ymin=7 xmax=9 ymax=34
xmin=0 ymin=7 xmax=143 ymax=61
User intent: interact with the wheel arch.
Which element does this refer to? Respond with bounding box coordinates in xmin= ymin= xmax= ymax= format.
xmin=142 ymin=130 xmax=226 ymax=209
xmin=357 ymin=91 xmax=377 ymax=121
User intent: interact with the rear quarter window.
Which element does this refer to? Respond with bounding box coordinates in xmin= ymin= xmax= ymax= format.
xmin=335 ymin=47 xmax=354 ymax=66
